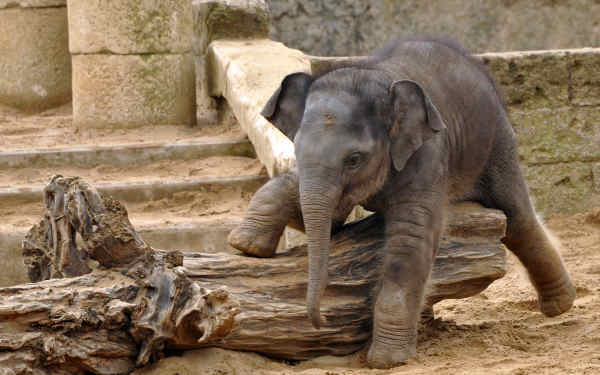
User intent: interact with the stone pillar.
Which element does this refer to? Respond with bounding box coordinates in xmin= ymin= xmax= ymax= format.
xmin=0 ymin=0 xmax=71 ymax=111
xmin=193 ymin=0 xmax=270 ymax=124
xmin=68 ymin=0 xmax=196 ymax=128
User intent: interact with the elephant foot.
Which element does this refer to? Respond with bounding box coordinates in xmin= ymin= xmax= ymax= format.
xmin=227 ymin=223 xmax=281 ymax=258
xmin=366 ymin=339 xmax=416 ymax=369
xmin=538 ymin=275 xmax=576 ymax=317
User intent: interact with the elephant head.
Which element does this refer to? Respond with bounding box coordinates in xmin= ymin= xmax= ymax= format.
xmin=261 ymin=68 xmax=445 ymax=328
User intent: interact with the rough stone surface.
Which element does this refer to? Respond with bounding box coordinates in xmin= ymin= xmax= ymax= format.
xmin=523 ymin=162 xmax=600 ymax=216
xmin=195 ymin=56 xmax=220 ymax=124
xmin=480 ymin=50 xmax=570 ymax=110
xmin=267 ymin=0 xmax=600 ymax=56
xmin=480 ymin=49 xmax=600 ymax=215
xmin=208 ymin=39 xmax=310 ymax=176
xmin=0 ymin=7 xmax=71 ymax=111
xmin=67 ymin=0 xmax=193 ymax=54
xmin=509 ymin=107 xmax=600 ymax=165
xmin=193 ymin=0 xmax=270 ymax=54
xmin=570 ymin=51 xmax=600 ymax=106
xmin=0 ymin=0 xmax=64 ymax=7
xmin=72 ymin=54 xmax=196 ymax=128
xmin=593 ymin=163 xmax=600 ymax=194
xmin=193 ymin=0 xmax=270 ymax=125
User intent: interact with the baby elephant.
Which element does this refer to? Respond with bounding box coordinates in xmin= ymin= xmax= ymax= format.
xmin=228 ymin=36 xmax=575 ymax=368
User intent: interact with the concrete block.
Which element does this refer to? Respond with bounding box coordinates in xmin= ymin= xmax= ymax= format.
xmin=72 ymin=54 xmax=196 ymax=128
xmin=0 ymin=7 xmax=71 ymax=111
xmin=67 ymin=0 xmax=193 ymax=54
xmin=208 ymin=39 xmax=311 ymax=176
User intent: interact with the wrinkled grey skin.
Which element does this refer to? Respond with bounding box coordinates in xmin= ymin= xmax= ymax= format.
xmin=228 ymin=36 xmax=576 ymax=369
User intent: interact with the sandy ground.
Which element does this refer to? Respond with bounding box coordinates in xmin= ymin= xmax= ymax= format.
xmin=0 ymin=186 xmax=256 ymax=232
xmin=0 ymin=102 xmax=245 ymax=151
xmin=135 ymin=209 xmax=600 ymax=375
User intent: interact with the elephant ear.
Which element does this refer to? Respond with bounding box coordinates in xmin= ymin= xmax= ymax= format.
xmin=261 ymin=72 xmax=313 ymax=141
xmin=388 ymin=80 xmax=446 ymax=171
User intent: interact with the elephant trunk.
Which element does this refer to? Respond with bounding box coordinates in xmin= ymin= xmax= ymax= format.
xmin=299 ymin=176 xmax=339 ymax=329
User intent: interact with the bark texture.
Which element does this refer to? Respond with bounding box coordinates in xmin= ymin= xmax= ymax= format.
xmin=0 ymin=176 xmax=507 ymax=374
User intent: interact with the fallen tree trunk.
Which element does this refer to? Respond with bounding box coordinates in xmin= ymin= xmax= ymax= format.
xmin=0 ymin=176 xmax=507 ymax=374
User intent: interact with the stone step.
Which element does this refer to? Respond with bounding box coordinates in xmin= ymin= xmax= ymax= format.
xmin=0 ymin=148 xmax=269 ymax=287
xmin=0 ymin=174 xmax=267 ymax=204
xmin=0 ymin=105 xmax=269 ymax=287
xmin=0 ymin=138 xmax=255 ymax=169
xmin=0 ymin=170 xmax=268 ymax=287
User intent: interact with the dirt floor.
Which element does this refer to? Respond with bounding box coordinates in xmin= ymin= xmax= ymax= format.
xmin=134 ymin=209 xmax=600 ymax=375
xmin=3 ymin=104 xmax=599 ymax=374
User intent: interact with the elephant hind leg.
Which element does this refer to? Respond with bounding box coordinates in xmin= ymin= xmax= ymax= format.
xmin=480 ymin=139 xmax=575 ymax=317
xmin=501 ymin=215 xmax=575 ymax=316
xmin=228 ymin=173 xmax=303 ymax=258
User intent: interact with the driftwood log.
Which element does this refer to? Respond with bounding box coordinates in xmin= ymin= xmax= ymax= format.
xmin=0 ymin=176 xmax=507 ymax=374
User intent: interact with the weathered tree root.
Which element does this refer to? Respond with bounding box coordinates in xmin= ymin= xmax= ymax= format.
xmin=0 ymin=176 xmax=507 ymax=374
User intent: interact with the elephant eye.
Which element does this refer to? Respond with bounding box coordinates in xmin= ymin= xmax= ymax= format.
xmin=344 ymin=152 xmax=364 ymax=169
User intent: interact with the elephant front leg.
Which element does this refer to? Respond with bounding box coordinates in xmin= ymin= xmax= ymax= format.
xmin=367 ymin=199 xmax=444 ymax=368
xmin=228 ymin=173 xmax=303 ymax=258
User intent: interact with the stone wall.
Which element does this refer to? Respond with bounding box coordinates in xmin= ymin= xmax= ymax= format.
xmin=480 ymin=49 xmax=600 ymax=216
xmin=68 ymin=0 xmax=196 ymax=128
xmin=267 ymin=0 xmax=600 ymax=57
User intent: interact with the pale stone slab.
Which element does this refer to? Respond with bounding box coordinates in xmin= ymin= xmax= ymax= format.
xmin=208 ymin=39 xmax=310 ymax=176
xmin=0 ymin=7 xmax=71 ymax=110
xmin=72 ymin=54 xmax=195 ymax=128
xmin=67 ymin=0 xmax=193 ymax=54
